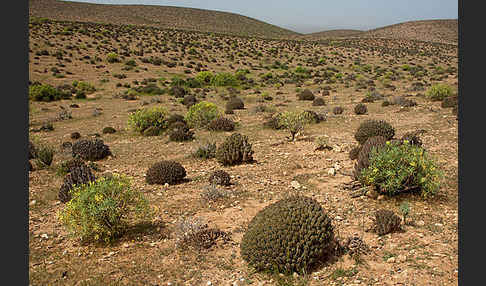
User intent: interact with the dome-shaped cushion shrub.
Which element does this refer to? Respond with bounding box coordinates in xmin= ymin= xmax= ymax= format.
xmin=354 ymin=119 xmax=395 ymax=145
xmin=146 ymin=161 xmax=186 ymax=185
xmin=72 ymin=139 xmax=112 ymax=161
xmin=208 ymin=170 xmax=231 ymax=186
xmin=207 ymin=117 xmax=235 ymax=132
xmin=240 ymin=196 xmax=334 ymax=274
xmin=353 ymin=136 xmax=387 ymax=180
xmin=215 ymin=133 xmax=254 ymax=166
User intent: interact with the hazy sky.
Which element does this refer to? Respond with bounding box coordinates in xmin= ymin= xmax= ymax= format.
xmin=64 ymin=0 xmax=458 ymax=33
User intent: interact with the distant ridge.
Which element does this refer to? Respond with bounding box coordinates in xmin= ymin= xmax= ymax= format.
xmin=29 ymin=0 xmax=301 ymax=39
xmin=358 ymin=19 xmax=457 ymax=44
xmin=301 ymin=29 xmax=364 ymax=40
xmin=29 ymin=1 xmax=458 ymax=44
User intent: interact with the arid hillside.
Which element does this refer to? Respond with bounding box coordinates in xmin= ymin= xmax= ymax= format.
xmin=29 ymin=0 xmax=301 ymax=39
xmin=28 ymin=16 xmax=458 ymax=285
xmin=358 ymin=19 xmax=458 ymax=45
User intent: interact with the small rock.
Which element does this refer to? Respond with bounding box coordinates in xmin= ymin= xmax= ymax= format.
xmin=416 ymin=220 xmax=425 ymax=226
xmin=207 ymin=281 xmax=212 ymax=286
xmin=397 ymin=254 xmax=407 ymax=263
xmin=29 ymin=200 xmax=37 ymax=206
xmin=366 ymin=189 xmax=378 ymax=199
xmin=377 ymin=195 xmax=386 ymax=200
xmin=293 ymin=272 xmax=299 ymax=278
xmin=327 ymin=168 xmax=336 ymax=176
xmin=40 ymin=234 xmax=48 ymax=239
xmin=290 ymin=180 xmax=301 ymax=189
xmin=387 ymin=257 xmax=396 ymax=263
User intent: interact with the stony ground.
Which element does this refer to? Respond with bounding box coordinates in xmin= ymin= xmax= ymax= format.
xmin=28 ymin=19 xmax=458 ymax=286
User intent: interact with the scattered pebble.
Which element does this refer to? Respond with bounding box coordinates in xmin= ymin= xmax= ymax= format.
xmin=290 ymin=180 xmax=301 ymax=189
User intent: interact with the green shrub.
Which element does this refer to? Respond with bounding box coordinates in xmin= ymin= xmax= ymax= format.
xmin=58 ymin=174 xmax=152 ymax=244
xmin=74 ymin=81 xmax=96 ymax=94
xmin=216 ymin=133 xmax=254 ymax=166
xmin=354 ymin=119 xmax=395 ymax=145
xmin=240 ymin=195 xmax=334 ymax=274
xmin=195 ymin=71 xmax=214 ymax=86
xmin=127 ymin=106 xmax=169 ymax=133
xmin=185 ymin=101 xmax=221 ymax=128
xmin=425 ymin=84 xmax=454 ymax=101
xmin=211 ymin=72 xmax=239 ymax=87
xmin=359 ymin=141 xmax=443 ymax=198
xmin=278 ymin=110 xmax=315 ymax=141
xmin=34 ymin=143 xmax=55 ymax=168
xmin=29 ymin=83 xmax=68 ymax=102
xmin=106 ymin=52 xmax=119 ymax=63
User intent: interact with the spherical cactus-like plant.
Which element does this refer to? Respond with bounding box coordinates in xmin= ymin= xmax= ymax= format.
xmin=297 ymin=89 xmax=315 ymax=101
xmin=441 ymin=96 xmax=457 ymax=108
xmin=332 ymin=106 xmax=344 ymax=115
xmin=400 ymin=130 xmax=425 ymax=147
xmin=72 ymin=139 xmax=112 ymax=161
xmin=59 ymin=164 xmax=96 ymax=203
xmin=349 ymin=145 xmax=362 ymax=161
xmin=182 ymin=94 xmax=198 ymax=108
xmin=354 ymin=103 xmax=368 ymax=115
xmin=167 ymin=113 xmax=187 ymax=126
xmin=168 ymin=122 xmax=194 ymax=142
xmin=70 ymin=132 xmax=81 ymax=139
xmin=225 ymin=96 xmax=245 ymax=110
xmin=353 ymin=136 xmax=387 ymax=180
xmin=207 ymin=117 xmax=235 ymax=132
xmin=102 ymin=127 xmax=116 ymax=134
xmin=240 ymin=196 xmax=335 ymax=274
xmin=312 ymin=97 xmax=326 ymax=106
xmin=145 ymin=161 xmax=186 ymax=185
xmin=208 ymin=170 xmax=231 ymax=186
xmin=216 ymin=133 xmax=254 ymax=166
xmin=354 ymin=119 xmax=395 ymax=145
xmin=29 ymin=140 xmax=37 ymax=159
xmin=373 ymin=209 xmax=402 ymax=236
